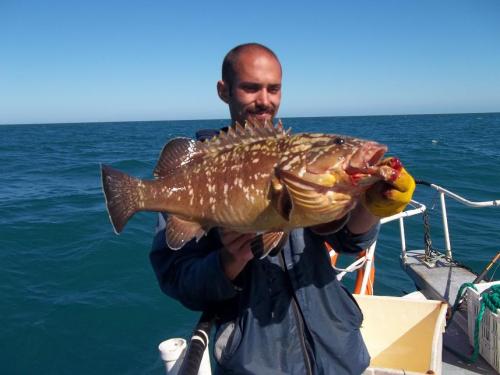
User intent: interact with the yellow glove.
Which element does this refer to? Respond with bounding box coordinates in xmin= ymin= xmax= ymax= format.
xmin=363 ymin=157 xmax=416 ymax=218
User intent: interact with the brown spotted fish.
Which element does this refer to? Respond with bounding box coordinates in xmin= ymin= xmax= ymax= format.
xmin=101 ymin=121 xmax=396 ymax=256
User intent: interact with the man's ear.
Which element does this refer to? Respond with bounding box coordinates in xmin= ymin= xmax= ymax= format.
xmin=217 ymin=80 xmax=230 ymax=103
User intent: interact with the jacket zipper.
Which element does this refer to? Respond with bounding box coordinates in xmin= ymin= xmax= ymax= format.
xmin=279 ymin=252 xmax=314 ymax=375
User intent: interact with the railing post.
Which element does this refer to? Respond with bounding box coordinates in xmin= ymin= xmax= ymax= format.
xmin=439 ymin=192 xmax=452 ymax=259
xmin=360 ymin=242 xmax=376 ymax=295
xmin=399 ymin=217 xmax=407 ymax=263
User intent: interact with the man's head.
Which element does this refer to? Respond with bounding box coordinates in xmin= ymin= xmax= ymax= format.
xmin=217 ymin=43 xmax=282 ymax=125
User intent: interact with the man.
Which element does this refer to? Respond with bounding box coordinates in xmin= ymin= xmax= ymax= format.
xmin=150 ymin=43 xmax=415 ymax=374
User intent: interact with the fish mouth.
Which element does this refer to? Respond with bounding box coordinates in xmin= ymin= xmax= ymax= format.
xmin=344 ymin=142 xmax=387 ymax=178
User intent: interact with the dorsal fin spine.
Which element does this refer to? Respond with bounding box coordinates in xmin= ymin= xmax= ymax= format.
xmin=198 ymin=120 xmax=289 ymax=153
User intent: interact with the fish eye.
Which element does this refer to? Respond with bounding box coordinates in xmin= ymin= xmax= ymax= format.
xmin=334 ymin=137 xmax=344 ymax=145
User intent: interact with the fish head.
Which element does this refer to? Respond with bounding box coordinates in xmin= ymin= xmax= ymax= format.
xmin=279 ymin=134 xmax=388 ymax=189
xmin=274 ymin=134 xmax=390 ymax=226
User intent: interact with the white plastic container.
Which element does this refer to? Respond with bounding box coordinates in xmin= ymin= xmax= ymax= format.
xmin=466 ymin=281 xmax=500 ymax=372
xmin=159 ymin=338 xmax=187 ymax=375
xmin=158 ymin=337 xmax=212 ymax=375
xmin=354 ymin=294 xmax=448 ymax=375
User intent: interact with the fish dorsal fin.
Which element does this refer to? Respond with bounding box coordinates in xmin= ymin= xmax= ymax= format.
xmin=154 ymin=138 xmax=201 ymax=178
xmin=199 ymin=120 xmax=289 ymax=152
xmin=165 ymin=214 xmax=206 ymax=250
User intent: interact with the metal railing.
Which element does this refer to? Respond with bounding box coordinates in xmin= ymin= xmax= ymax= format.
xmin=416 ymin=181 xmax=500 ymax=259
xmin=337 ymin=183 xmax=500 ymax=295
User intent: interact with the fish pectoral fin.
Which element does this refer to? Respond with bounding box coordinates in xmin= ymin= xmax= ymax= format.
xmin=165 ymin=215 xmax=206 ymax=250
xmin=250 ymin=231 xmax=287 ymax=259
xmin=270 ymin=178 xmax=293 ymax=222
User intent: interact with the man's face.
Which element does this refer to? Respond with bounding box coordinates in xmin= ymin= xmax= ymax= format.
xmin=219 ymin=51 xmax=282 ymax=125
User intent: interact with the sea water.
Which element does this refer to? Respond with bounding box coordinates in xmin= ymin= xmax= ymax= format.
xmin=1 ymin=113 xmax=500 ymax=374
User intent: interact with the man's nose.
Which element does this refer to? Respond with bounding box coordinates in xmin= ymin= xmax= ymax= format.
xmin=255 ymin=89 xmax=270 ymax=107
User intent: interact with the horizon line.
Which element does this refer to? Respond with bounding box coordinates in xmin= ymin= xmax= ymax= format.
xmin=1 ymin=110 xmax=499 ymax=126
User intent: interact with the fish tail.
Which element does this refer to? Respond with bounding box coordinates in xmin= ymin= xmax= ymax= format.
xmin=101 ymin=164 xmax=142 ymax=234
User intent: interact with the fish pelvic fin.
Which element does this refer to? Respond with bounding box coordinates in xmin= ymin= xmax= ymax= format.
xmin=166 ymin=215 xmax=206 ymax=250
xmin=101 ymin=164 xmax=142 ymax=234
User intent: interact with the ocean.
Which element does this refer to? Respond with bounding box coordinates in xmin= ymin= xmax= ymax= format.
xmin=1 ymin=113 xmax=500 ymax=374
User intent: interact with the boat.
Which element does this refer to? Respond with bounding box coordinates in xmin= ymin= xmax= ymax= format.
xmin=157 ymin=182 xmax=500 ymax=375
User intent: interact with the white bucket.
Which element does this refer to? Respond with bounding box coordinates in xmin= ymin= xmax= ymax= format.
xmin=159 ymin=338 xmax=187 ymax=374
xmin=158 ymin=337 xmax=212 ymax=375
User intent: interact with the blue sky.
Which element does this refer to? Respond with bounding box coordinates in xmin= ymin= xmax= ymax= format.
xmin=1 ymin=0 xmax=499 ymax=124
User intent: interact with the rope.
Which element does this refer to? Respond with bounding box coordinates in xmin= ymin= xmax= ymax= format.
xmin=447 ymin=283 xmax=500 ymax=363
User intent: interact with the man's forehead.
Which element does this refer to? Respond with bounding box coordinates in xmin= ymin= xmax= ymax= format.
xmin=235 ymin=49 xmax=280 ymax=67
xmin=233 ymin=51 xmax=282 ymax=82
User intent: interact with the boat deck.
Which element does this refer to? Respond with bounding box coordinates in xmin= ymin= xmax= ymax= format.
xmin=403 ymin=249 xmax=497 ymax=374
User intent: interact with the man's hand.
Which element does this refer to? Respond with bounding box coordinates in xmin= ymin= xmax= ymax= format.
xmin=363 ymin=158 xmax=416 ymax=218
xmin=219 ymin=229 xmax=255 ymax=281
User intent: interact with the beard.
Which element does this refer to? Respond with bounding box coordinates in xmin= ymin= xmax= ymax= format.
xmin=244 ymin=105 xmax=276 ymax=124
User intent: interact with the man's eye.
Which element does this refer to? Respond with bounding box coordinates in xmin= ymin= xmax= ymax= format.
xmin=240 ymin=84 xmax=260 ymax=93
xmin=244 ymin=87 xmax=259 ymax=93
xmin=268 ymin=86 xmax=281 ymax=94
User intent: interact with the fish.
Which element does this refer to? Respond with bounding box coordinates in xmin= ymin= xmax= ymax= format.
xmin=101 ymin=120 xmax=398 ymax=257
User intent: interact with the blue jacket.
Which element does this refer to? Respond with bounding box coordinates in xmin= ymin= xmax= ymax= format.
xmin=152 ymin=221 xmax=380 ymax=375
xmin=149 ymin=130 xmax=378 ymax=375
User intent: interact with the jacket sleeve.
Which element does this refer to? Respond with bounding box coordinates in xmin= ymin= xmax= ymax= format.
xmin=316 ymin=223 xmax=380 ymax=254
xmin=149 ymin=214 xmax=238 ymax=311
